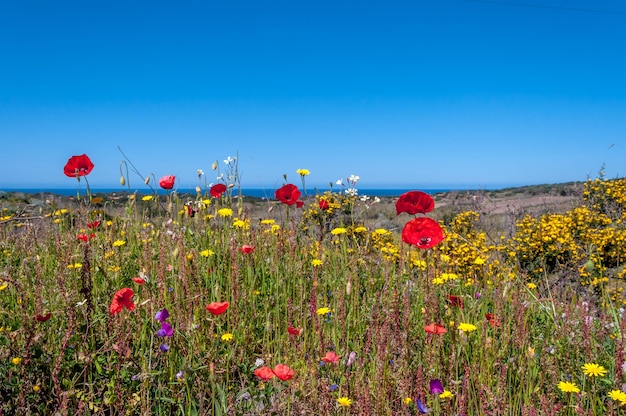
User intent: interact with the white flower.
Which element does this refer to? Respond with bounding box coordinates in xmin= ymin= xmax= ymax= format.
xmin=348 ymin=174 xmax=360 ymax=184
xmin=360 ymin=195 xmax=370 ymax=202
xmin=224 ymin=156 xmax=235 ymax=165
xmin=374 ymin=197 xmax=381 ymax=203
xmin=76 ymin=299 xmax=87 ymax=307
xmin=345 ymin=188 xmax=358 ymax=196
xmin=197 ymin=169 xmax=204 ymax=177
xmin=336 ymin=179 xmax=344 ymax=186
xmin=254 ymin=358 xmax=265 ymax=368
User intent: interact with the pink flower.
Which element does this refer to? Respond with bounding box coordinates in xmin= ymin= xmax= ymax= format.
xmin=321 ymin=351 xmax=341 ymax=365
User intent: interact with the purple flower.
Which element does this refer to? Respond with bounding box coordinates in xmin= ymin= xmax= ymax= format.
xmin=160 ymin=344 xmax=169 ymax=352
xmin=329 ymin=384 xmax=338 ymax=392
xmin=416 ymin=398 xmax=429 ymax=414
xmin=429 ymin=379 xmax=444 ymax=395
xmin=155 ymin=308 xmax=170 ymax=322
xmin=346 ymin=351 xmax=356 ymax=366
xmin=156 ymin=322 xmax=173 ymax=337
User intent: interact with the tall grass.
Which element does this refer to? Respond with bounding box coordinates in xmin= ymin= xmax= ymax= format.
xmin=1 ymin=172 xmax=625 ymax=415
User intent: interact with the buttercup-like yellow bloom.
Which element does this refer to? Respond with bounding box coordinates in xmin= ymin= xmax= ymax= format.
xmin=141 ymin=195 xmax=153 ymax=201
xmin=337 ymin=397 xmax=352 ymax=407
xmin=67 ymin=263 xmax=82 ymax=269
xmin=311 ymin=259 xmax=323 ymax=267
xmin=458 ymin=323 xmax=478 ymax=332
xmin=11 ymin=357 xmax=22 ymax=365
xmin=582 ymin=363 xmax=608 ymax=377
xmin=113 ymin=240 xmax=126 ymax=247
xmin=217 ymin=208 xmax=233 ymax=217
xmin=557 ymin=381 xmax=580 ymax=393
xmin=221 ymin=333 xmax=234 ymax=342
xmin=403 ymin=397 xmax=412 ymax=405
xmin=296 ymin=169 xmax=310 ymax=176
xmin=331 ymin=227 xmax=347 ymax=235
xmin=440 ymin=390 xmax=454 ymax=399
xmin=200 ymin=249 xmax=214 ymax=257
xmin=0 ymin=282 xmax=8 ymax=291
xmin=526 ymin=282 xmax=537 ymax=289
xmin=608 ymin=389 xmax=626 ymax=405
xmin=316 ymin=307 xmax=331 ymax=315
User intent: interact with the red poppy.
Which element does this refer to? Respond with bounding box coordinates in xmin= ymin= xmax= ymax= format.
xmin=35 ymin=312 xmax=52 ymax=322
xmin=132 ymin=277 xmax=146 ymax=285
xmin=319 ymin=199 xmax=329 ymax=210
xmin=424 ymin=323 xmax=447 ymax=335
xmin=239 ymin=245 xmax=255 ymax=254
xmin=159 ymin=175 xmax=176 ymax=190
xmin=210 ymin=183 xmax=227 ymax=198
xmin=206 ymin=301 xmax=229 ymax=315
xmin=110 ymin=288 xmax=136 ymax=314
xmin=275 ymin=184 xmax=302 ymax=206
xmin=253 ymin=366 xmax=275 ymax=381
xmin=485 ymin=313 xmax=501 ymax=327
xmin=447 ymin=294 xmax=464 ymax=308
xmin=287 ymin=326 xmax=302 ymax=336
xmin=396 ymin=191 xmax=435 ymax=215
xmin=273 ymin=364 xmax=294 ymax=381
xmin=63 ymin=154 xmax=94 ymax=178
xmin=321 ymin=351 xmax=341 ymax=364
xmin=86 ymin=221 xmax=101 ymax=229
xmin=401 ymin=217 xmax=445 ymax=249
xmin=77 ymin=233 xmax=96 ymax=242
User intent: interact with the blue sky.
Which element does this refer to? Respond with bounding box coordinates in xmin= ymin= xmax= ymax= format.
xmin=1 ymin=0 xmax=625 ymax=191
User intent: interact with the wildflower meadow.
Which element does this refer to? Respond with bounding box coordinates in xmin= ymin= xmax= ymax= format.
xmin=2 ymin=154 xmax=626 ymax=415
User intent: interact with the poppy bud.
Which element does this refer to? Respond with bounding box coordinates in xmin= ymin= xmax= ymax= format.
xmin=195 ymin=186 xmax=201 ymax=194
xmin=585 ymin=260 xmax=595 ymax=272
xmin=346 ymin=280 xmax=352 ymax=296
xmin=211 ymin=161 xmax=218 ymax=170
xmin=120 ymin=176 xmax=126 ymax=186
xmin=145 ymin=176 xmax=150 ymax=185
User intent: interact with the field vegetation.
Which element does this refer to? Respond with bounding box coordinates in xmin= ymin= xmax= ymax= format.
xmin=2 ymin=156 xmax=626 ymax=415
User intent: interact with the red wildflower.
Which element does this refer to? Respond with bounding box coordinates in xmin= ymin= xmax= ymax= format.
xmin=35 ymin=313 xmax=52 ymax=322
xmin=86 ymin=221 xmax=101 ymax=229
xmin=63 ymin=154 xmax=94 ymax=178
xmin=132 ymin=277 xmax=146 ymax=285
xmin=206 ymin=301 xmax=229 ymax=316
xmin=424 ymin=323 xmax=447 ymax=335
xmin=396 ymin=191 xmax=435 ymax=215
xmin=319 ymin=199 xmax=329 ymax=210
xmin=210 ymin=183 xmax=227 ymax=198
xmin=321 ymin=351 xmax=341 ymax=364
xmin=254 ymin=366 xmax=275 ymax=381
xmin=239 ymin=244 xmax=255 ymax=254
xmin=273 ymin=364 xmax=294 ymax=381
xmin=77 ymin=233 xmax=96 ymax=242
xmin=287 ymin=326 xmax=302 ymax=336
xmin=296 ymin=200 xmax=304 ymax=208
xmin=159 ymin=175 xmax=176 ymax=190
xmin=275 ymin=184 xmax=301 ymax=206
xmin=401 ymin=217 xmax=445 ymax=249
xmin=485 ymin=313 xmax=501 ymax=327
xmin=110 ymin=288 xmax=136 ymax=314
xmin=447 ymin=294 xmax=464 ymax=308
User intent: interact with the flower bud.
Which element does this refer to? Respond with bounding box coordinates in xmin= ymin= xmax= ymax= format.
xmin=120 ymin=176 xmax=126 ymax=186
xmin=211 ymin=161 xmax=218 ymax=170
xmin=145 ymin=176 xmax=151 ymax=185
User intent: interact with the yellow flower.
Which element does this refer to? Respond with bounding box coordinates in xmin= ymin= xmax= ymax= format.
xmin=582 ymin=363 xmax=608 ymax=377
xmin=217 ymin=208 xmax=233 ymax=217
xmin=67 ymin=263 xmax=82 ymax=269
xmin=33 ymin=385 xmax=40 ymax=392
xmin=403 ymin=397 xmax=413 ymax=405
xmin=558 ymin=381 xmax=580 ymax=393
xmin=261 ymin=219 xmax=275 ymax=225
xmin=440 ymin=390 xmax=454 ymax=399
xmin=331 ymin=227 xmax=347 ymax=235
xmin=0 ymin=282 xmax=8 ymax=291
xmin=608 ymin=389 xmax=626 ymax=405
xmin=113 ymin=240 xmax=126 ymax=247
xmin=337 ymin=397 xmax=352 ymax=407
xmin=473 ymin=257 xmax=486 ymax=265
xmin=11 ymin=357 xmax=22 ymax=365
xmin=221 ymin=333 xmax=234 ymax=342
xmin=316 ymin=307 xmax=331 ymax=315
xmin=457 ymin=323 xmax=478 ymax=332
xmin=106 ymin=220 xmax=113 ymax=227
xmin=311 ymin=259 xmax=323 ymax=267
xmin=353 ymin=226 xmax=367 ymax=233
xmin=200 ymin=249 xmax=214 ymax=257
xmin=374 ymin=228 xmax=390 ymax=235
xmin=296 ymin=168 xmax=310 ymax=176
xmin=141 ymin=195 xmax=153 ymax=201
xmin=526 ymin=282 xmax=537 ymax=289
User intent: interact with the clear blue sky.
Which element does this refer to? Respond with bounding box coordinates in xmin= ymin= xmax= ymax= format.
xmin=1 ymin=0 xmax=625 ymax=191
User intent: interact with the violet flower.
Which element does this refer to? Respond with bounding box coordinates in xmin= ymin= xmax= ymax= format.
xmin=417 ymin=398 xmax=429 ymax=414
xmin=429 ymin=379 xmax=444 ymax=395
xmin=156 ymin=321 xmax=173 ymax=337
xmin=155 ymin=308 xmax=170 ymax=323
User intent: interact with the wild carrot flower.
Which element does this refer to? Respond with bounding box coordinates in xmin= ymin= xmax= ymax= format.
xmin=337 ymin=397 xmax=352 ymax=407
xmin=558 ymin=381 xmax=580 ymax=393
xmin=582 ymin=363 xmax=608 ymax=377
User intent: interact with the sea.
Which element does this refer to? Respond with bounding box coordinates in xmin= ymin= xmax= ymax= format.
xmin=1 ymin=187 xmax=456 ymax=199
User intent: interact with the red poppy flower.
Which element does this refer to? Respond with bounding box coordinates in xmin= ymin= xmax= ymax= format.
xmin=273 ymin=364 xmax=294 ymax=381
xmin=274 ymin=184 xmax=302 ymax=206
xmin=253 ymin=366 xmax=275 ymax=381
xmin=287 ymin=326 xmax=302 ymax=336
xmin=424 ymin=323 xmax=447 ymax=335
xmin=485 ymin=313 xmax=501 ymax=327
xmin=86 ymin=221 xmax=101 ymax=229
xmin=401 ymin=217 xmax=445 ymax=249
xmin=159 ymin=175 xmax=176 ymax=190
xmin=321 ymin=351 xmax=341 ymax=364
xmin=77 ymin=233 xmax=96 ymax=242
xmin=110 ymin=288 xmax=136 ymax=314
xmin=395 ymin=191 xmax=435 ymax=215
xmin=132 ymin=277 xmax=146 ymax=285
xmin=35 ymin=312 xmax=52 ymax=322
xmin=447 ymin=294 xmax=464 ymax=308
xmin=210 ymin=183 xmax=227 ymax=198
xmin=63 ymin=154 xmax=94 ymax=178
xmin=319 ymin=199 xmax=329 ymax=210
xmin=206 ymin=301 xmax=229 ymax=316
xmin=239 ymin=244 xmax=255 ymax=254
xmin=185 ymin=204 xmax=197 ymax=217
